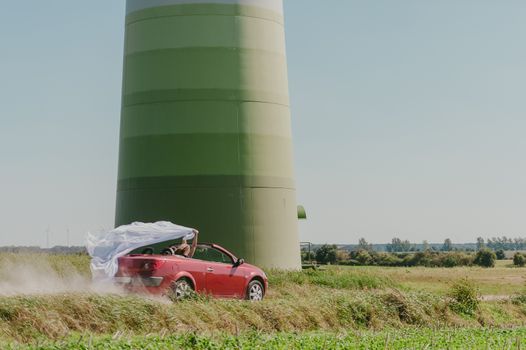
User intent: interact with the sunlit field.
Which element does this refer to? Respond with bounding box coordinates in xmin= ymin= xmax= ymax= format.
xmin=1 ymin=253 xmax=526 ymax=349
xmin=350 ymin=260 xmax=525 ymax=296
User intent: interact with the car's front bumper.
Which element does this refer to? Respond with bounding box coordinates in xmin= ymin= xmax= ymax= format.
xmin=114 ymin=276 xmax=164 ymax=287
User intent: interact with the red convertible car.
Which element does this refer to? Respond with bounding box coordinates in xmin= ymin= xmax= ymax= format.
xmin=114 ymin=240 xmax=268 ymax=301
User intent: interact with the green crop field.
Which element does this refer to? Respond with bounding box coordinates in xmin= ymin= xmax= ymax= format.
xmin=4 ymin=328 xmax=526 ymax=350
xmin=1 ymin=253 xmax=526 ymax=349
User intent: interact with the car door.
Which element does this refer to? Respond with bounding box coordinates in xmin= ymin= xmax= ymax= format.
xmin=198 ymin=247 xmax=246 ymax=297
xmin=175 ymin=256 xmax=207 ymax=293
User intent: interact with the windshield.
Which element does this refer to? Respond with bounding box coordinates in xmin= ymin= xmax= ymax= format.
xmin=192 ymin=245 xmax=233 ymax=264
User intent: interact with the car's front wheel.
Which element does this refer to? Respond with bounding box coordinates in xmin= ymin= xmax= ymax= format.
xmin=246 ymin=280 xmax=264 ymax=301
xmin=169 ymin=278 xmax=195 ymax=301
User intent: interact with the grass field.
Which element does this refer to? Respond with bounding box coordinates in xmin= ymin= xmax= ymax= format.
xmin=1 ymin=253 xmax=526 ymax=348
xmin=354 ymin=260 xmax=526 ymax=296
xmin=5 ymin=328 xmax=526 ymax=350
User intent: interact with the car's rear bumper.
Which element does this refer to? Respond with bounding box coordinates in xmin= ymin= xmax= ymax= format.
xmin=114 ymin=276 xmax=164 ymax=287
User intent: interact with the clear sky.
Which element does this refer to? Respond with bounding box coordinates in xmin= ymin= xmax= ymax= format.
xmin=1 ymin=1 xmax=525 ymax=246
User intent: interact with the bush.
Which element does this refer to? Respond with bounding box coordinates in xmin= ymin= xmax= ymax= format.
xmin=408 ymin=251 xmax=432 ymax=267
xmin=495 ymin=250 xmax=506 ymax=260
xmin=336 ymin=249 xmax=350 ymax=264
xmin=436 ymin=252 xmax=473 ymax=268
xmin=442 ymin=254 xmax=462 ymax=268
xmin=315 ymin=245 xmax=337 ymax=265
xmin=473 ymin=248 xmax=496 ymax=268
xmin=513 ymin=253 xmax=526 ymax=267
xmin=341 ymin=251 xmax=478 ymax=268
xmin=448 ymin=278 xmax=480 ymax=315
xmin=403 ymin=251 xmax=473 ymax=268
xmin=402 ymin=254 xmax=416 ymax=267
xmin=373 ymin=252 xmax=403 ymax=267
xmin=343 ymin=251 xmax=476 ymax=268
xmin=354 ymin=250 xmax=372 ymax=265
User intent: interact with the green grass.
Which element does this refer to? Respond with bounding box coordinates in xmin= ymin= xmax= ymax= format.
xmin=267 ymin=268 xmax=394 ymax=290
xmin=5 ymin=328 xmax=526 ymax=349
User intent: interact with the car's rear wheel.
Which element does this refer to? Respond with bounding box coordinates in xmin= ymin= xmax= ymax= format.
xmin=246 ymin=280 xmax=264 ymax=301
xmin=169 ymin=278 xmax=195 ymax=301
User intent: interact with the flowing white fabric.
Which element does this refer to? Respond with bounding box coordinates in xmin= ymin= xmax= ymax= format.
xmin=86 ymin=221 xmax=195 ymax=279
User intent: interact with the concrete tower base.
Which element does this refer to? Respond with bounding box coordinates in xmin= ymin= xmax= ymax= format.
xmin=117 ymin=0 xmax=301 ymax=269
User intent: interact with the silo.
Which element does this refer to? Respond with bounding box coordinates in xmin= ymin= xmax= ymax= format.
xmin=116 ymin=0 xmax=301 ymax=269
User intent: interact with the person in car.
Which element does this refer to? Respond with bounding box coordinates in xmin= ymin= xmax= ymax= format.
xmin=171 ymin=231 xmax=198 ymax=258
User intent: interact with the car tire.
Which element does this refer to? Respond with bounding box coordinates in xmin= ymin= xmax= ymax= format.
xmin=169 ymin=278 xmax=195 ymax=301
xmin=246 ymin=280 xmax=265 ymax=301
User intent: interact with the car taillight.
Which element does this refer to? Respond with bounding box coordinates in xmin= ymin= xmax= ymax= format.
xmin=142 ymin=260 xmax=165 ymax=271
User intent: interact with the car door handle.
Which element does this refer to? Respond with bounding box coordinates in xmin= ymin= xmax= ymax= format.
xmin=207 ymin=267 xmax=214 ymax=272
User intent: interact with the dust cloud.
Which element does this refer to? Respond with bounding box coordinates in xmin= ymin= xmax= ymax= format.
xmin=0 ymin=257 xmax=122 ymax=296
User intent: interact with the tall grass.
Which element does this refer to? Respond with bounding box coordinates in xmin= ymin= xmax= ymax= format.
xmin=0 ymin=290 xmax=450 ymax=343
xmin=0 ymin=253 xmax=523 ymax=344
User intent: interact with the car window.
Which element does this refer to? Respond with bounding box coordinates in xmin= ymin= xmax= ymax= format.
xmin=193 ymin=246 xmax=232 ymax=264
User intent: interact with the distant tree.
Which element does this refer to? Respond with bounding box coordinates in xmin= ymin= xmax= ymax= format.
xmin=476 ymin=237 xmax=485 ymax=251
xmin=495 ymin=250 xmax=506 ymax=260
xmin=387 ymin=237 xmax=412 ymax=252
xmin=504 ymin=236 xmax=512 ymax=250
xmin=513 ymin=253 xmax=526 ymax=267
xmin=315 ymin=244 xmax=337 ymax=265
xmin=357 ymin=238 xmax=373 ymax=252
xmin=514 ymin=238 xmax=526 ymax=250
xmin=486 ymin=236 xmax=526 ymax=251
xmin=487 ymin=237 xmax=502 ymax=250
xmin=442 ymin=239 xmax=453 ymax=252
xmin=386 ymin=238 xmax=398 ymax=252
xmin=473 ymin=248 xmax=496 ymax=268
xmin=422 ymin=240 xmax=430 ymax=251
xmin=387 ymin=238 xmax=399 ymax=252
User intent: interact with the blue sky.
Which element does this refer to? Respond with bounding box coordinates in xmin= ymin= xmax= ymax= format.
xmin=1 ymin=1 xmax=525 ymax=246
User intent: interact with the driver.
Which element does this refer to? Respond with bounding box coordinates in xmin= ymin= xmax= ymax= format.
xmin=171 ymin=231 xmax=199 ymax=258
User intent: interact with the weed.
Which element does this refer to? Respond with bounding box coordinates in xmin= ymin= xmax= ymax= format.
xmin=448 ymin=279 xmax=480 ymax=315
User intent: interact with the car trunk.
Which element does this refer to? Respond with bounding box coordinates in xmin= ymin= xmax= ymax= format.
xmin=116 ymin=255 xmax=164 ymax=277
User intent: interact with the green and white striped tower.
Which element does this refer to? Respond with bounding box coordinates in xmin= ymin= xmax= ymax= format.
xmin=116 ymin=0 xmax=301 ymax=269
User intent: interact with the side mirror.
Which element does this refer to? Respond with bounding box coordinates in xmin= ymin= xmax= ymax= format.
xmin=234 ymin=258 xmax=245 ymax=267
